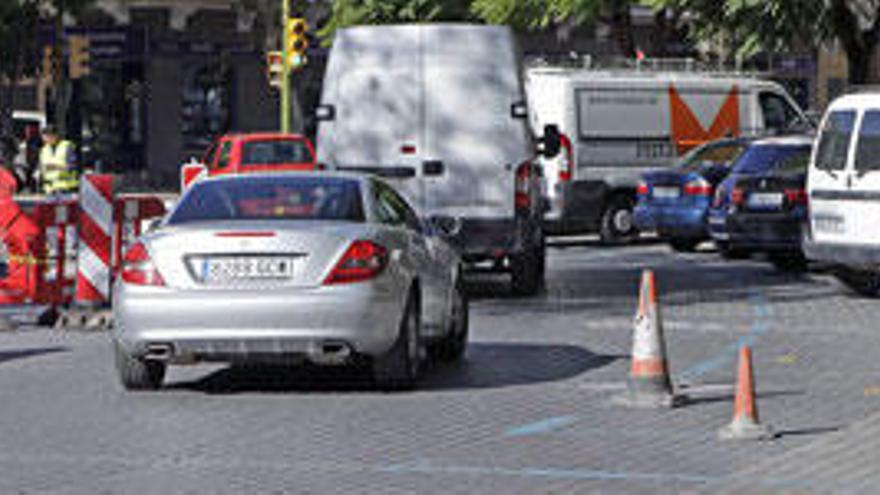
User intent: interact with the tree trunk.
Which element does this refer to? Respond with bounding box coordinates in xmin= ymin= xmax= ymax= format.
xmin=846 ymin=45 xmax=873 ymax=85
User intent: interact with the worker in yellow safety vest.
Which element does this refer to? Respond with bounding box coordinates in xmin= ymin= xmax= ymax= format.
xmin=39 ymin=125 xmax=79 ymax=194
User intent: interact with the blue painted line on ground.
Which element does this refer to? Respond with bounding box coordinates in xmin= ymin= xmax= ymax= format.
xmin=504 ymin=415 xmax=579 ymax=437
xmin=376 ymin=460 xmax=811 ymax=488
xmin=676 ymin=292 xmax=774 ymax=384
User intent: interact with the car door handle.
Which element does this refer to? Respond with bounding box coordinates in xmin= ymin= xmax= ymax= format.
xmin=423 ymin=160 xmax=444 ymax=176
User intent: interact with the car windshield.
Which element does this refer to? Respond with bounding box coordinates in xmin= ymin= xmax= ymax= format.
xmin=168 ymin=176 xmax=365 ymax=224
xmin=241 ymin=139 xmax=312 ymax=165
xmin=678 ymin=141 xmax=748 ymax=172
xmin=730 ymin=143 xmax=812 ymax=175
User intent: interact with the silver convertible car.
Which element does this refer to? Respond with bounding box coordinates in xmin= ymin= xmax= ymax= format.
xmin=112 ymin=172 xmax=468 ymax=390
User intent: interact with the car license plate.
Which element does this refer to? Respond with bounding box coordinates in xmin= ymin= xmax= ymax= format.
xmin=747 ymin=192 xmax=782 ymax=208
xmin=200 ymin=256 xmax=295 ymax=283
xmin=653 ymin=187 xmax=680 ymax=199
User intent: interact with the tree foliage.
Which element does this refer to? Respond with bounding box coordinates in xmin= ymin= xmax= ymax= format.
xmin=318 ymin=0 xmax=472 ymax=41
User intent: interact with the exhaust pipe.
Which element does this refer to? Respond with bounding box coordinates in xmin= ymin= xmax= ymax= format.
xmin=311 ymin=341 xmax=352 ymax=365
xmin=144 ymin=343 xmax=174 ymax=361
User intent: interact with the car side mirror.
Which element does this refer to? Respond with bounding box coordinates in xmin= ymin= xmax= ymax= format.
xmin=539 ymin=124 xmax=562 ymax=158
xmin=315 ymin=104 xmax=335 ymax=122
xmin=428 ymin=215 xmax=462 ymax=239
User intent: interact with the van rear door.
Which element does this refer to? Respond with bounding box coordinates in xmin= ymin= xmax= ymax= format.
xmin=808 ymin=109 xmax=857 ymax=245
xmin=842 ymin=110 xmax=880 ymax=243
xmin=317 ymin=26 xmax=424 ymax=208
xmin=420 ymin=26 xmax=529 ymax=219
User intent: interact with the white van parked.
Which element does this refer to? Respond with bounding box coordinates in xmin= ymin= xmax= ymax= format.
xmin=805 ymin=92 xmax=880 ymax=296
xmin=525 ymin=66 xmax=808 ymax=241
xmin=316 ymin=24 xmax=560 ymax=295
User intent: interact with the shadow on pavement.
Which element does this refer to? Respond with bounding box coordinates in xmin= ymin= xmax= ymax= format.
xmin=0 ymin=346 xmax=68 ymax=365
xmin=682 ymin=388 xmax=805 ymax=407
xmin=168 ymin=342 xmax=619 ymax=395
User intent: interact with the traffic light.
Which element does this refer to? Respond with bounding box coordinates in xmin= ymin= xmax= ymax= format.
xmin=68 ymin=35 xmax=91 ymax=79
xmin=42 ymin=46 xmax=56 ymax=81
xmin=285 ymin=17 xmax=309 ymax=69
xmin=266 ymin=51 xmax=284 ymax=89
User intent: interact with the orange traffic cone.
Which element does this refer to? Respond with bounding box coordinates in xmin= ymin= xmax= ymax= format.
xmin=614 ymin=270 xmax=683 ymax=408
xmin=718 ymin=346 xmax=774 ymax=440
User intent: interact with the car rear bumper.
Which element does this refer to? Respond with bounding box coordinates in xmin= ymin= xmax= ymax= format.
xmin=112 ymin=280 xmax=404 ymax=365
xmin=634 ymin=203 xmax=707 ymax=238
xmin=726 ymin=212 xmax=803 ymax=251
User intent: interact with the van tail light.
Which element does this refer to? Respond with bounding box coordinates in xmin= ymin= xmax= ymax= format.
xmin=731 ymin=187 xmax=745 ymax=206
xmin=784 ymin=188 xmax=808 ymax=206
xmin=324 ymin=240 xmax=388 ymax=285
xmin=121 ymin=242 xmax=165 ymax=286
xmin=636 ymin=180 xmax=649 ymax=197
xmin=515 ymin=161 xmax=533 ymax=211
xmin=558 ymin=135 xmax=574 ymax=182
xmin=683 ymin=178 xmax=712 ymax=197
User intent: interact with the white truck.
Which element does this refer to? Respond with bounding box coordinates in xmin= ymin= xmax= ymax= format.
xmin=526 ymin=66 xmax=808 ymax=241
xmin=315 ymin=24 xmax=560 ymax=295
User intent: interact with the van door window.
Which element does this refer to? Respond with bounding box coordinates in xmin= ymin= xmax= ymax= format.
xmin=759 ymin=92 xmax=799 ymax=131
xmin=815 ymin=110 xmax=856 ymax=171
xmin=856 ymin=110 xmax=880 ymax=172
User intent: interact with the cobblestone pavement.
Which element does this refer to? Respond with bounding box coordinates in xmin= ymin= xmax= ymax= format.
xmin=1 ymin=240 xmax=879 ymax=494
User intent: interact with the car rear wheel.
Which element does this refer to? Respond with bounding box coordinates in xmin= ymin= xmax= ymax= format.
xmin=834 ymin=268 xmax=880 ymax=297
xmin=114 ymin=341 xmax=165 ymax=391
xmin=434 ymin=282 xmax=469 ymax=363
xmin=669 ymin=238 xmax=700 ymax=253
xmin=769 ymin=252 xmax=808 ymax=273
xmin=373 ymin=291 xmax=422 ymax=390
xmin=717 ymin=241 xmax=749 ymax=260
xmin=600 ymin=195 xmax=638 ymax=244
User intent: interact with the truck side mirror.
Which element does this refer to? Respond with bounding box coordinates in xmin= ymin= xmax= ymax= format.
xmin=539 ymin=124 xmax=562 ymax=158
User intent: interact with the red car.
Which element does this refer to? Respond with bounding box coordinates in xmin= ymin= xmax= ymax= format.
xmin=202 ymin=133 xmax=316 ymax=174
xmin=182 ymin=133 xmax=317 ymax=190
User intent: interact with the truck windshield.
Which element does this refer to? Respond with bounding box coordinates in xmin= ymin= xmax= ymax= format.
xmin=168 ymin=176 xmax=365 ymax=224
xmin=731 ymin=143 xmax=812 ymax=175
xmin=241 ymin=140 xmax=313 ymax=165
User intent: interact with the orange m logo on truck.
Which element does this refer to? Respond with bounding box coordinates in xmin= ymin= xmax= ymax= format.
xmin=669 ymin=85 xmax=740 ymax=155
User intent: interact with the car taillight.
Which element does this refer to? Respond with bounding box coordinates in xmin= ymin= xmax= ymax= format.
xmin=636 ymin=180 xmax=649 ymax=196
xmin=784 ymin=188 xmax=808 ymax=206
xmin=121 ymin=242 xmax=165 ymax=286
xmin=683 ymin=178 xmax=712 ymax=197
xmin=515 ymin=161 xmax=532 ymax=211
xmin=324 ymin=240 xmax=388 ymax=285
xmin=731 ymin=187 xmax=745 ymax=206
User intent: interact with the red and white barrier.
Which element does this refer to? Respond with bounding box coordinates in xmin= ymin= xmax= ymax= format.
xmin=75 ymin=174 xmax=114 ymax=306
xmin=181 ymin=162 xmax=207 ymax=191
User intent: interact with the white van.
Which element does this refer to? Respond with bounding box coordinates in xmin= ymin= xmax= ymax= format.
xmin=525 ymin=67 xmax=808 ymax=241
xmin=805 ymin=92 xmax=880 ymax=295
xmin=316 ymin=24 xmax=559 ymax=295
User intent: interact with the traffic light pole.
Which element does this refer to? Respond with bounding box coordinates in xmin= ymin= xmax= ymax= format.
xmin=280 ymin=0 xmax=291 ymax=133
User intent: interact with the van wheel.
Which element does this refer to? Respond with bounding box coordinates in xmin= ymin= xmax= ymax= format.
xmin=373 ymin=291 xmax=421 ymax=390
xmin=834 ymin=268 xmax=880 ymax=297
xmin=434 ymin=282 xmax=469 ymax=363
xmin=114 ymin=341 xmax=165 ymax=391
xmin=511 ymin=242 xmax=544 ymax=296
xmin=600 ymin=195 xmax=638 ymax=244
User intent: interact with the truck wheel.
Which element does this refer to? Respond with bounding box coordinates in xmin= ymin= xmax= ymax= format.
xmin=435 ymin=282 xmax=469 ymax=363
xmin=511 ymin=243 xmax=544 ymax=296
xmin=600 ymin=195 xmax=638 ymax=244
xmin=834 ymin=268 xmax=880 ymax=297
xmin=373 ymin=291 xmax=422 ymax=390
xmin=114 ymin=341 xmax=165 ymax=391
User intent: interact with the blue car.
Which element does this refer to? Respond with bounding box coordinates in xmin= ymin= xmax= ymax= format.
xmin=706 ymin=135 xmax=814 ymax=258
xmin=634 ymin=138 xmax=750 ymax=252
